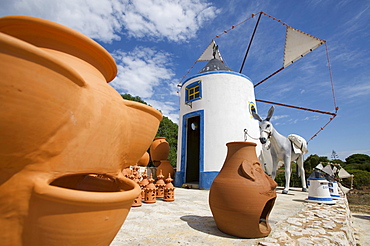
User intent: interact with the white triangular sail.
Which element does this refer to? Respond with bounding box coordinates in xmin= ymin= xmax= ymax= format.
xmin=197 ymin=40 xmax=223 ymax=61
xmin=283 ymin=26 xmax=325 ymax=67
xmin=315 ymin=163 xmax=324 ymax=171
xmin=338 ymin=168 xmax=353 ymax=179
xmin=332 ymin=166 xmax=338 ymax=174
xmin=322 ymin=164 xmax=334 ymax=176
xmin=338 ymin=182 xmax=351 ymax=194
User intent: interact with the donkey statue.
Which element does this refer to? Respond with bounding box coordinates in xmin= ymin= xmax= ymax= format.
xmin=252 ymin=106 xmax=308 ymax=194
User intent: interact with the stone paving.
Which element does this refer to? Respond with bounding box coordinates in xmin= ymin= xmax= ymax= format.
xmin=111 ymin=187 xmax=362 ymax=246
xmin=257 ymin=197 xmax=356 ymax=246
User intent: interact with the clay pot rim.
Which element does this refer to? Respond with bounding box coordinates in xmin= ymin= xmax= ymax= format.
xmin=124 ymin=99 xmax=162 ymax=121
xmin=226 ymin=141 xmax=257 ymax=147
xmin=0 ymin=32 xmax=86 ymax=87
xmin=0 ymin=15 xmax=117 ymax=82
xmin=33 ymin=176 xmax=140 ymax=206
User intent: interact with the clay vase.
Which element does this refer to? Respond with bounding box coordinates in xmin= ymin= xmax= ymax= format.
xmin=163 ymin=174 xmax=175 ymax=202
xmin=137 ymin=152 xmax=150 ymax=167
xmin=156 ymin=160 xmax=175 ymax=178
xmin=150 ymin=137 xmax=170 ymax=166
xmin=0 ymin=15 xmax=162 ymax=246
xmin=209 ymin=142 xmax=277 ymax=238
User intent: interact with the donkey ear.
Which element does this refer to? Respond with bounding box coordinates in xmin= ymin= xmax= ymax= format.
xmin=265 ymin=106 xmax=275 ymax=121
xmin=240 ymin=160 xmax=255 ymax=181
xmin=252 ymin=112 xmax=262 ymax=122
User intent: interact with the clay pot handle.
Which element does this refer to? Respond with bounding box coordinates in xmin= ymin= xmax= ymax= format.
xmin=240 ymin=159 xmax=257 ymax=181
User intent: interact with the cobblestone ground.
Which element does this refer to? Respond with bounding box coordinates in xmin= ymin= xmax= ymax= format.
xmin=257 ymin=198 xmax=356 ymax=246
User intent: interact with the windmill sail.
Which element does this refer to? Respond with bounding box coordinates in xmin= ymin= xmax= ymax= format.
xmin=338 ymin=182 xmax=351 ymax=194
xmin=197 ymin=40 xmax=223 ymax=61
xmin=338 ymin=168 xmax=353 ymax=179
xmin=322 ymin=164 xmax=334 ymax=176
xmin=283 ymin=26 xmax=325 ymax=68
xmin=315 ymin=163 xmax=324 ymax=171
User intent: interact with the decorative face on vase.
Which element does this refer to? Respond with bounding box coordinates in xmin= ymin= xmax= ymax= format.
xmin=240 ymin=160 xmax=277 ymax=197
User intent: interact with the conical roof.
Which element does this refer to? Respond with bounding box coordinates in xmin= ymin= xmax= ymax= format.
xmin=198 ymin=58 xmax=233 ymax=74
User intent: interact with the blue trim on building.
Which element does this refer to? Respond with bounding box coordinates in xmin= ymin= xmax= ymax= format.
xmin=178 ymin=110 xmax=205 ymax=188
xmin=174 ymin=171 xmax=184 ymax=187
xmin=181 ymin=71 xmax=252 ymax=86
xmin=185 ymin=80 xmax=202 ymax=104
xmin=330 ymin=194 xmax=340 ymax=198
xmin=307 ymin=196 xmax=333 ymax=201
xmin=199 ymin=171 xmax=219 ymax=189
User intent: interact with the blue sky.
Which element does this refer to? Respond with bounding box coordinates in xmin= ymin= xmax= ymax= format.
xmin=1 ymin=0 xmax=370 ymax=160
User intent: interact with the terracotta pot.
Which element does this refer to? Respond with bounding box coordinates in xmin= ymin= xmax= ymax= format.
xmin=150 ymin=137 xmax=170 ymax=166
xmin=156 ymin=160 xmax=174 ymax=178
xmin=209 ymin=142 xmax=277 ymax=238
xmin=0 ymin=16 xmax=161 ymax=245
xmin=137 ymin=152 xmax=150 ymax=167
xmin=24 ymin=175 xmax=140 ymax=245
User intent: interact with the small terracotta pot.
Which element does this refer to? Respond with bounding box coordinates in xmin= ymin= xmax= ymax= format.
xmin=137 ymin=152 xmax=150 ymax=167
xmin=156 ymin=160 xmax=174 ymax=178
xmin=143 ymin=174 xmax=157 ymax=203
xmin=209 ymin=142 xmax=277 ymax=238
xmin=150 ymin=137 xmax=170 ymax=165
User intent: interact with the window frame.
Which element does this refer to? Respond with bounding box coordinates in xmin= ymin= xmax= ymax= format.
xmin=185 ymin=80 xmax=202 ymax=104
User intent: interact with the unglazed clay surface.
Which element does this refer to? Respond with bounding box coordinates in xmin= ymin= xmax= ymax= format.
xmin=0 ymin=15 xmax=161 ymax=246
xmin=150 ymin=137 xmax=170 ymax=166
xmin=209 ymin=142 xmax=277 ymax=238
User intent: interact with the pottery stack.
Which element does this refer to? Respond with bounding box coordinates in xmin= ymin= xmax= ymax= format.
xmin=123 ymin=166 xmax=175 ymax=205
xmin=150 ymin=137 xmax=174 ymax=179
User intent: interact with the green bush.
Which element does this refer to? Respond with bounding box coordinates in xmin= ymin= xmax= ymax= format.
xmin=274 ymin=165 xmax=308 ymax=188
xmin=341 ymin=169 xmax=370 ymax=190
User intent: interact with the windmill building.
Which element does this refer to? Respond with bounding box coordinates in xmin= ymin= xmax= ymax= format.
xmin=174 ymin=57 xmax=261 ymax=189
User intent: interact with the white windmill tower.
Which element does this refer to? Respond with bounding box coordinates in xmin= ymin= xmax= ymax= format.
xmin=174 ymin=42 xmax=261 ymax=189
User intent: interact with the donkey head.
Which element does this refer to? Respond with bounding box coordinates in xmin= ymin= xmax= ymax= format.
xmin=252 ymin=106 xmax=275 ymax=144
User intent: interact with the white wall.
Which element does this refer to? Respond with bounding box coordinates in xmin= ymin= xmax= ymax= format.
xmin=177 ymin=71 xmax=261 ymax=173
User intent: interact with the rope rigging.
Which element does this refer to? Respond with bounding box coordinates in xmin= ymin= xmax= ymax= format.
xmin=179 ymin=11 xmax=338 ymax=142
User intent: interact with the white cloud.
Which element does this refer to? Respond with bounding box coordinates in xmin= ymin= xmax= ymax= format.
xmin=1 ymin=0 xmax=122 ymax=43
xmin=120 ymin=0 xmax=219 ymax=42
xmin=272 ymin=115 xmax=289 ymax=121
xmin=341 ymin=81 xmax=370 ymax=99
xmin=146 ymin=99 xmax=179 ymax=124
xmin=1 ymin=0 xmax=219 ymax=43
xmin=110 ymin=46 xmax=175 ymax=98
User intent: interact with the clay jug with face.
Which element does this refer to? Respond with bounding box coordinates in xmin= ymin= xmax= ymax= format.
xmin=209 ymin=142 xmax=277 ymax=238
xmin=0 ymin=15 xmax=162 ymax=246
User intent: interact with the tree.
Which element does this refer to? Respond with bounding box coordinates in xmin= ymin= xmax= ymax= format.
xmin=121 ymin=94 xmax=147 ymax=105
xmin=155 ymin=116 xmax=178 ymax=167
xmin=304 ymin=154 xmax=330 ymax=172
xmin=345 ymin=154 xmax=370 ymax=165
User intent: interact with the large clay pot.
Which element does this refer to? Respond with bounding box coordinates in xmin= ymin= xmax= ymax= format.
xmin=0 ymin=16 xmax=162 ymax=245
xmin=24 ymin=174 xmax=140 ymax=245
xmin=156 ymin=160 xmax=175 ymax=178
xmin=209 ymin=142 xmax=277 ymax=238
xmin=150 ymin=137 xmax=170 ymax=166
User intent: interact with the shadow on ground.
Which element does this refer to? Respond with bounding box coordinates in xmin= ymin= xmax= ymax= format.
xmin=352 ymin=214 xmax=370 ymax=221
xmin=180 ymin=215 xmax=238 ymax=239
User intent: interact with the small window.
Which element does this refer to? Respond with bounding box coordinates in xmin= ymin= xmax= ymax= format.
xmin=185 ymin=80 xmax=202 ymax=104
